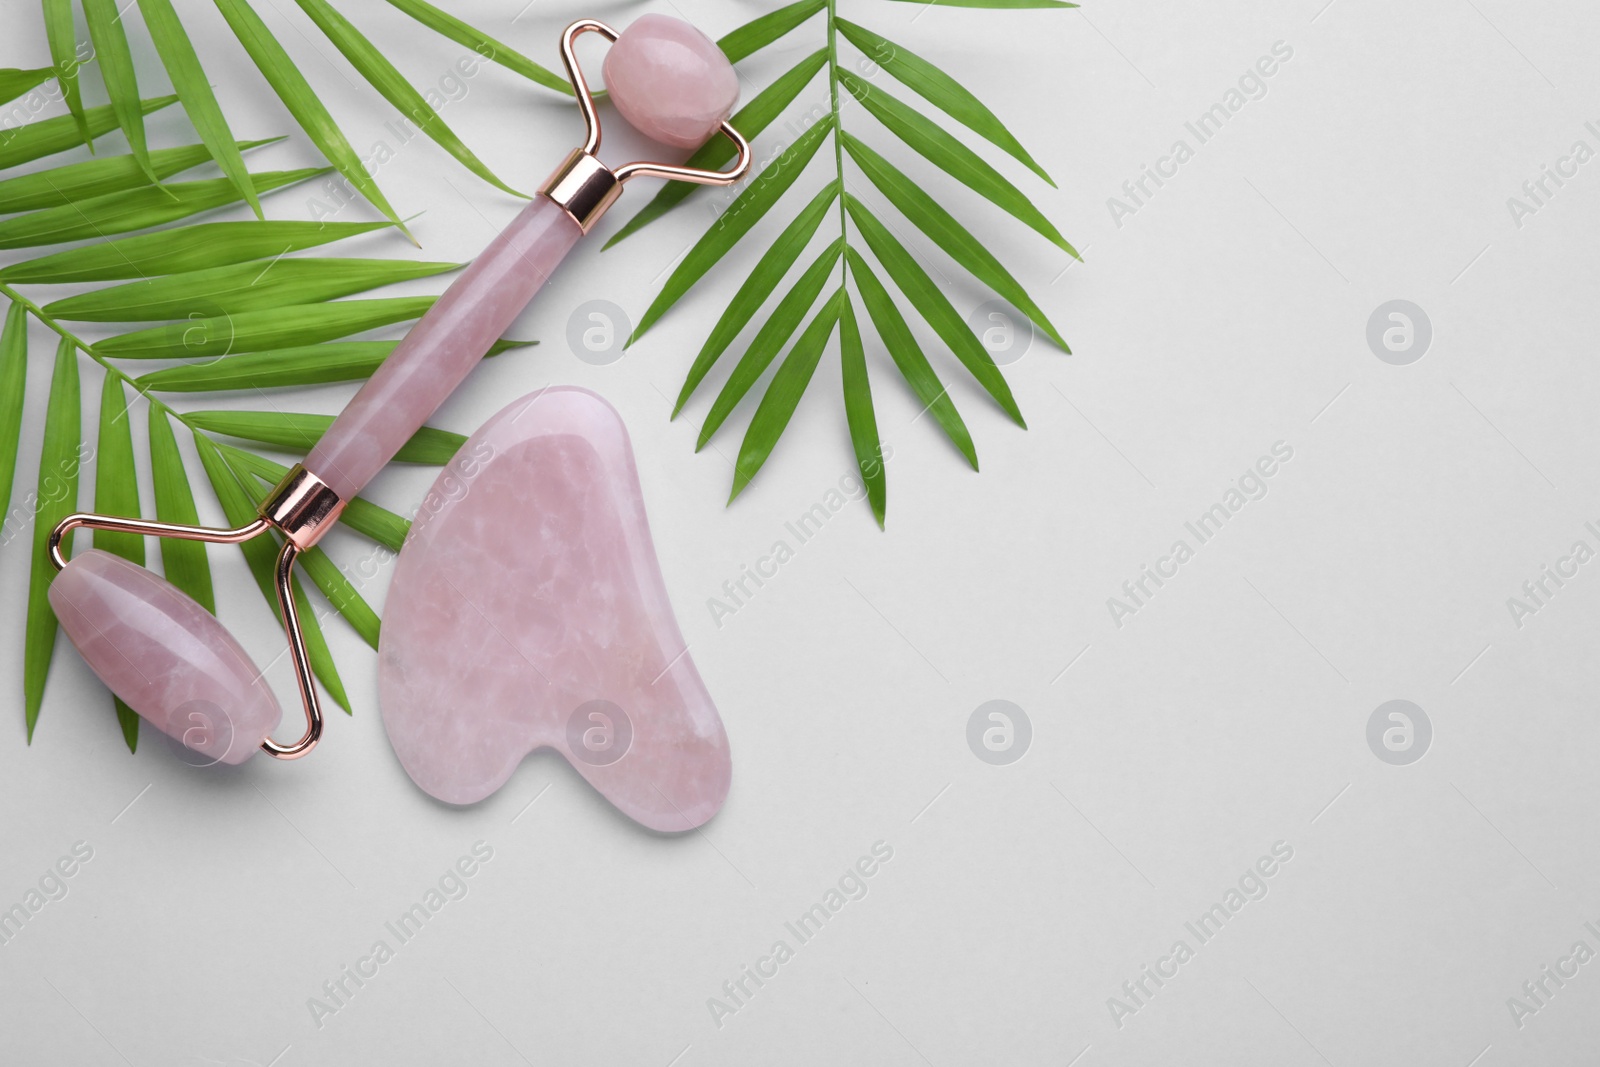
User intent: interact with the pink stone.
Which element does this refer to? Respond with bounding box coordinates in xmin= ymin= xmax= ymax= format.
xmin=378 ymin=388 xmax=731 ymax=830
xmin=49 ymin=549 xmax=281 ymax=764
xmin=603 ymin=14 xmax=740 ymax=150
xmin=306 ymin=196 xmax=581 ymax=500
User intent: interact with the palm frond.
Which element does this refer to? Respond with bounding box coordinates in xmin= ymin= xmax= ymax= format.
xmin=1 ymin=5 xmax=546 ymax=743
xmin=610 ymin=1 xmax=1072 ymax=519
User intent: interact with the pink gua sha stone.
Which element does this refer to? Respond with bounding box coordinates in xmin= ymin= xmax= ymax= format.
xmin=602 ymin=13 xmax=740 ymax=150
xmin=379 ymin=387 xmax=730 ymax=831
xmin=49 ymin=550 xmax=282 ymax=764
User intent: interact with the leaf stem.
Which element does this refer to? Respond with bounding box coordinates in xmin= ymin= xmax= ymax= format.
xmin=826 ymin=0 xmax=850 ymax=286
xmin=0 ymin=280 xmax=226 ymax=457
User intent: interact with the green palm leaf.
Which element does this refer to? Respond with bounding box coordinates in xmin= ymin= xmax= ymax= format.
xmin=1 ymin=219 xmax=396 ymax=284
xmin=93 ymin=296 xmax=436 ymax=359
xmin=0 ymin=138 xmax=280 ymax=214
xmin=82 ymin=0 xmax=158 ymax=180
xmin=92 ymin=376 xmax=143 ymax=565
xmin=188 ymin=410 xmax=465 ymax=465
xmin=45 ymin=259 xmax=460 ymax=322
xmin=93 ymin=376 xmax=144 ymax=753
xmin=0 ymin=303 xmax=27 ymax=525
xmin=844 ymin=132 xmax=1065 ymax=348
xmin=148 ymin=406 xmax=215 ymax=614
xmin=847 ymin=247 xmax=976 ymax=469
xmin=0 ymin=96 xmax=178 ymax=171
xmin=604 ymin=49 xmax=829 ymax=249
xmin=23 ymin=338 xmax=79 ymax=741
xmin=719 ymin=0 xmax=828 ymax=63
xmin=213 ymin=0 xmax=411 ymax=238
xmin=0 ymin=68 xmax=55 ymax=107
xmin=837 ymin=296 xmax=886 ymax=525
xmin=0 ymin=168 xmax=330 ymax=251
xmin=135 ymin=336 xmax=529 ymax=393
xmin=731 ymin=290 xmax=844 ymax=500
xmin=835 ymin=19 xmax=1054 ymax=185
xmin=382 ymin=0 xmax=571 ymax=94
xmin=294 ymin=0 xmax=522 ymax=198
xmin=634 ymin=115 xmax=835 ymax=341
xmin=675 ymin=180 xmax=838 ymax=416
xmin=840 ymin=72 xmax=1076 ymax=256
xmin=700 ymin=238 xmax=842 ymax=449
xmin=297 ymin=545 xmax=381 ymax=649
xmin=845 ymin=194 xmax=1024 ymax=426
xmin=40 ymin=0 xmax=89 ymax=145
xmin=138 ymin=0 xmax=263 ymax=217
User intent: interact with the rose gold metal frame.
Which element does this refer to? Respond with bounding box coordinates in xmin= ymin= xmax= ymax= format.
xmin=538 ymin=19 xmax=754 ymax=233
xmin=48 ymin=463 xmax=341 ymax=760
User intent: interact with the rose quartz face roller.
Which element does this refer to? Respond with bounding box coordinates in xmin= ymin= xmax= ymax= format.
xmin=44 ymin=16 xmax=749 ymax=765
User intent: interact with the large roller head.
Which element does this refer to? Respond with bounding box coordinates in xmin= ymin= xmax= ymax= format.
xmin=602 ymin=14 xmax=740 ymax=149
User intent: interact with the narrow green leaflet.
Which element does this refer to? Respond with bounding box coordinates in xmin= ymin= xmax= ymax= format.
xmin=844 ymin=132 xmax=1066 ymax=349
xmin=0 ymin=68 xmax=55 ymax=107
xmin=338 ymin=498 xmax=409 ymax=554
xmin=719 ymin=0 xmax=827 ymax=64
xmin=0 ymin=96 xmax=177 ymax=171
xmin=295 ymin=0 xmax=523 ymax=198
xmin=604 ymin=49 xmax=829 ymax=249
xmin=136 ymin=337 xmax=530 ymax=393
xmin=839 ymin=72 xmax=1076 ymax=256
xmin=94 ymin=376 xmax=144 ymax=752
xmin=731 ymin=291 xmax=843 ymax=500
xmin=194 ymin=432 xmax=350 ymax=714
xmin=40 ymin=0 xmax=89 ymax=144
xmin=675 ymin=180 xmax=838 ymax=416
xmin=838 ymin=297 xmax=886 ymax=525
xmin=635 ymin=115 xmax=835 ymax=341
xmin=149 ymin=406 xmax=215 ymax=614
xmin=24 ymin=338 xmax=80 ymax=741
xmin=82 ymin=0 xmax=157 ymax=179
xmin=224 ymin=446 xmax=410 ymax=552
xmin=700 ymin=238 xmax=842 ymax=448
xmin=383 ymin=0 xmax=571 ymax=94
xmin=138 ymin=0 xmax=262 ymax=217
xmin=0 ymin=303 xmax=26 ymax=523
xmin=847 ymin=247 xmax=976 ymax=468
xmin=846 ymin=194 xmax=1025 ymax=426
xmin=188 ymin=410 xmax=466 ymax=465
xmin=92 ymin=376 xmax=144 ymax=565
xmin=835 ymin=19 xmax=1054 ymax=186
xmin=94 ymin=296 xmax=436 ymax=359
xmin=297 ymin=546 xmax=380 ymax=650
xmin=1 ymin=219 xmax=396 ymax=285
xmin=0 ymin=168 xmax=330 ymax=251
xmin=46 ymin=259 xmax=461 ymax=322
xmin=214 ymin=0 xmax=409 ymax=237
xmin=0 ymin=139 xmax=279 ymax=215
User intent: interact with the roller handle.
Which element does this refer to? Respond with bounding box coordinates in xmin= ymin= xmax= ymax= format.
xmin=304 ymin=196 xmax=583 ymax=501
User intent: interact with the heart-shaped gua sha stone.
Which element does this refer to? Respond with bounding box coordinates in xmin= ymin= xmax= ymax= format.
xmin=379 ymin=387 xmax=730 ymax=830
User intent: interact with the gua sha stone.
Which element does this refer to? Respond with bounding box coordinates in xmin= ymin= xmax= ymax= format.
xmin=603 ymin=14 xmax=739 ymax=150
xmin=49 ymin=550 xmax=282 ymax=764
xmin=379 ymin=388 xmax=731 ymax=831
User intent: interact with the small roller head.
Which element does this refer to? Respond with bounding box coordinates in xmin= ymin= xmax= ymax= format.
xmin=50 ymin=549 xmax=281 ymax=764
xmin=602 ymin=14 xmax=740 ymax=150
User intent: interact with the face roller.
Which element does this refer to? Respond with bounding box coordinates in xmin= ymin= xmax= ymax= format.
xmin=43 ymin=16 xmax=750 ymax=765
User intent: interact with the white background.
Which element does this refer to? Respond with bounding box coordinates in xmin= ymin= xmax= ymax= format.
xmin=2 ymin=0 xmax=1598 ymax=1063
